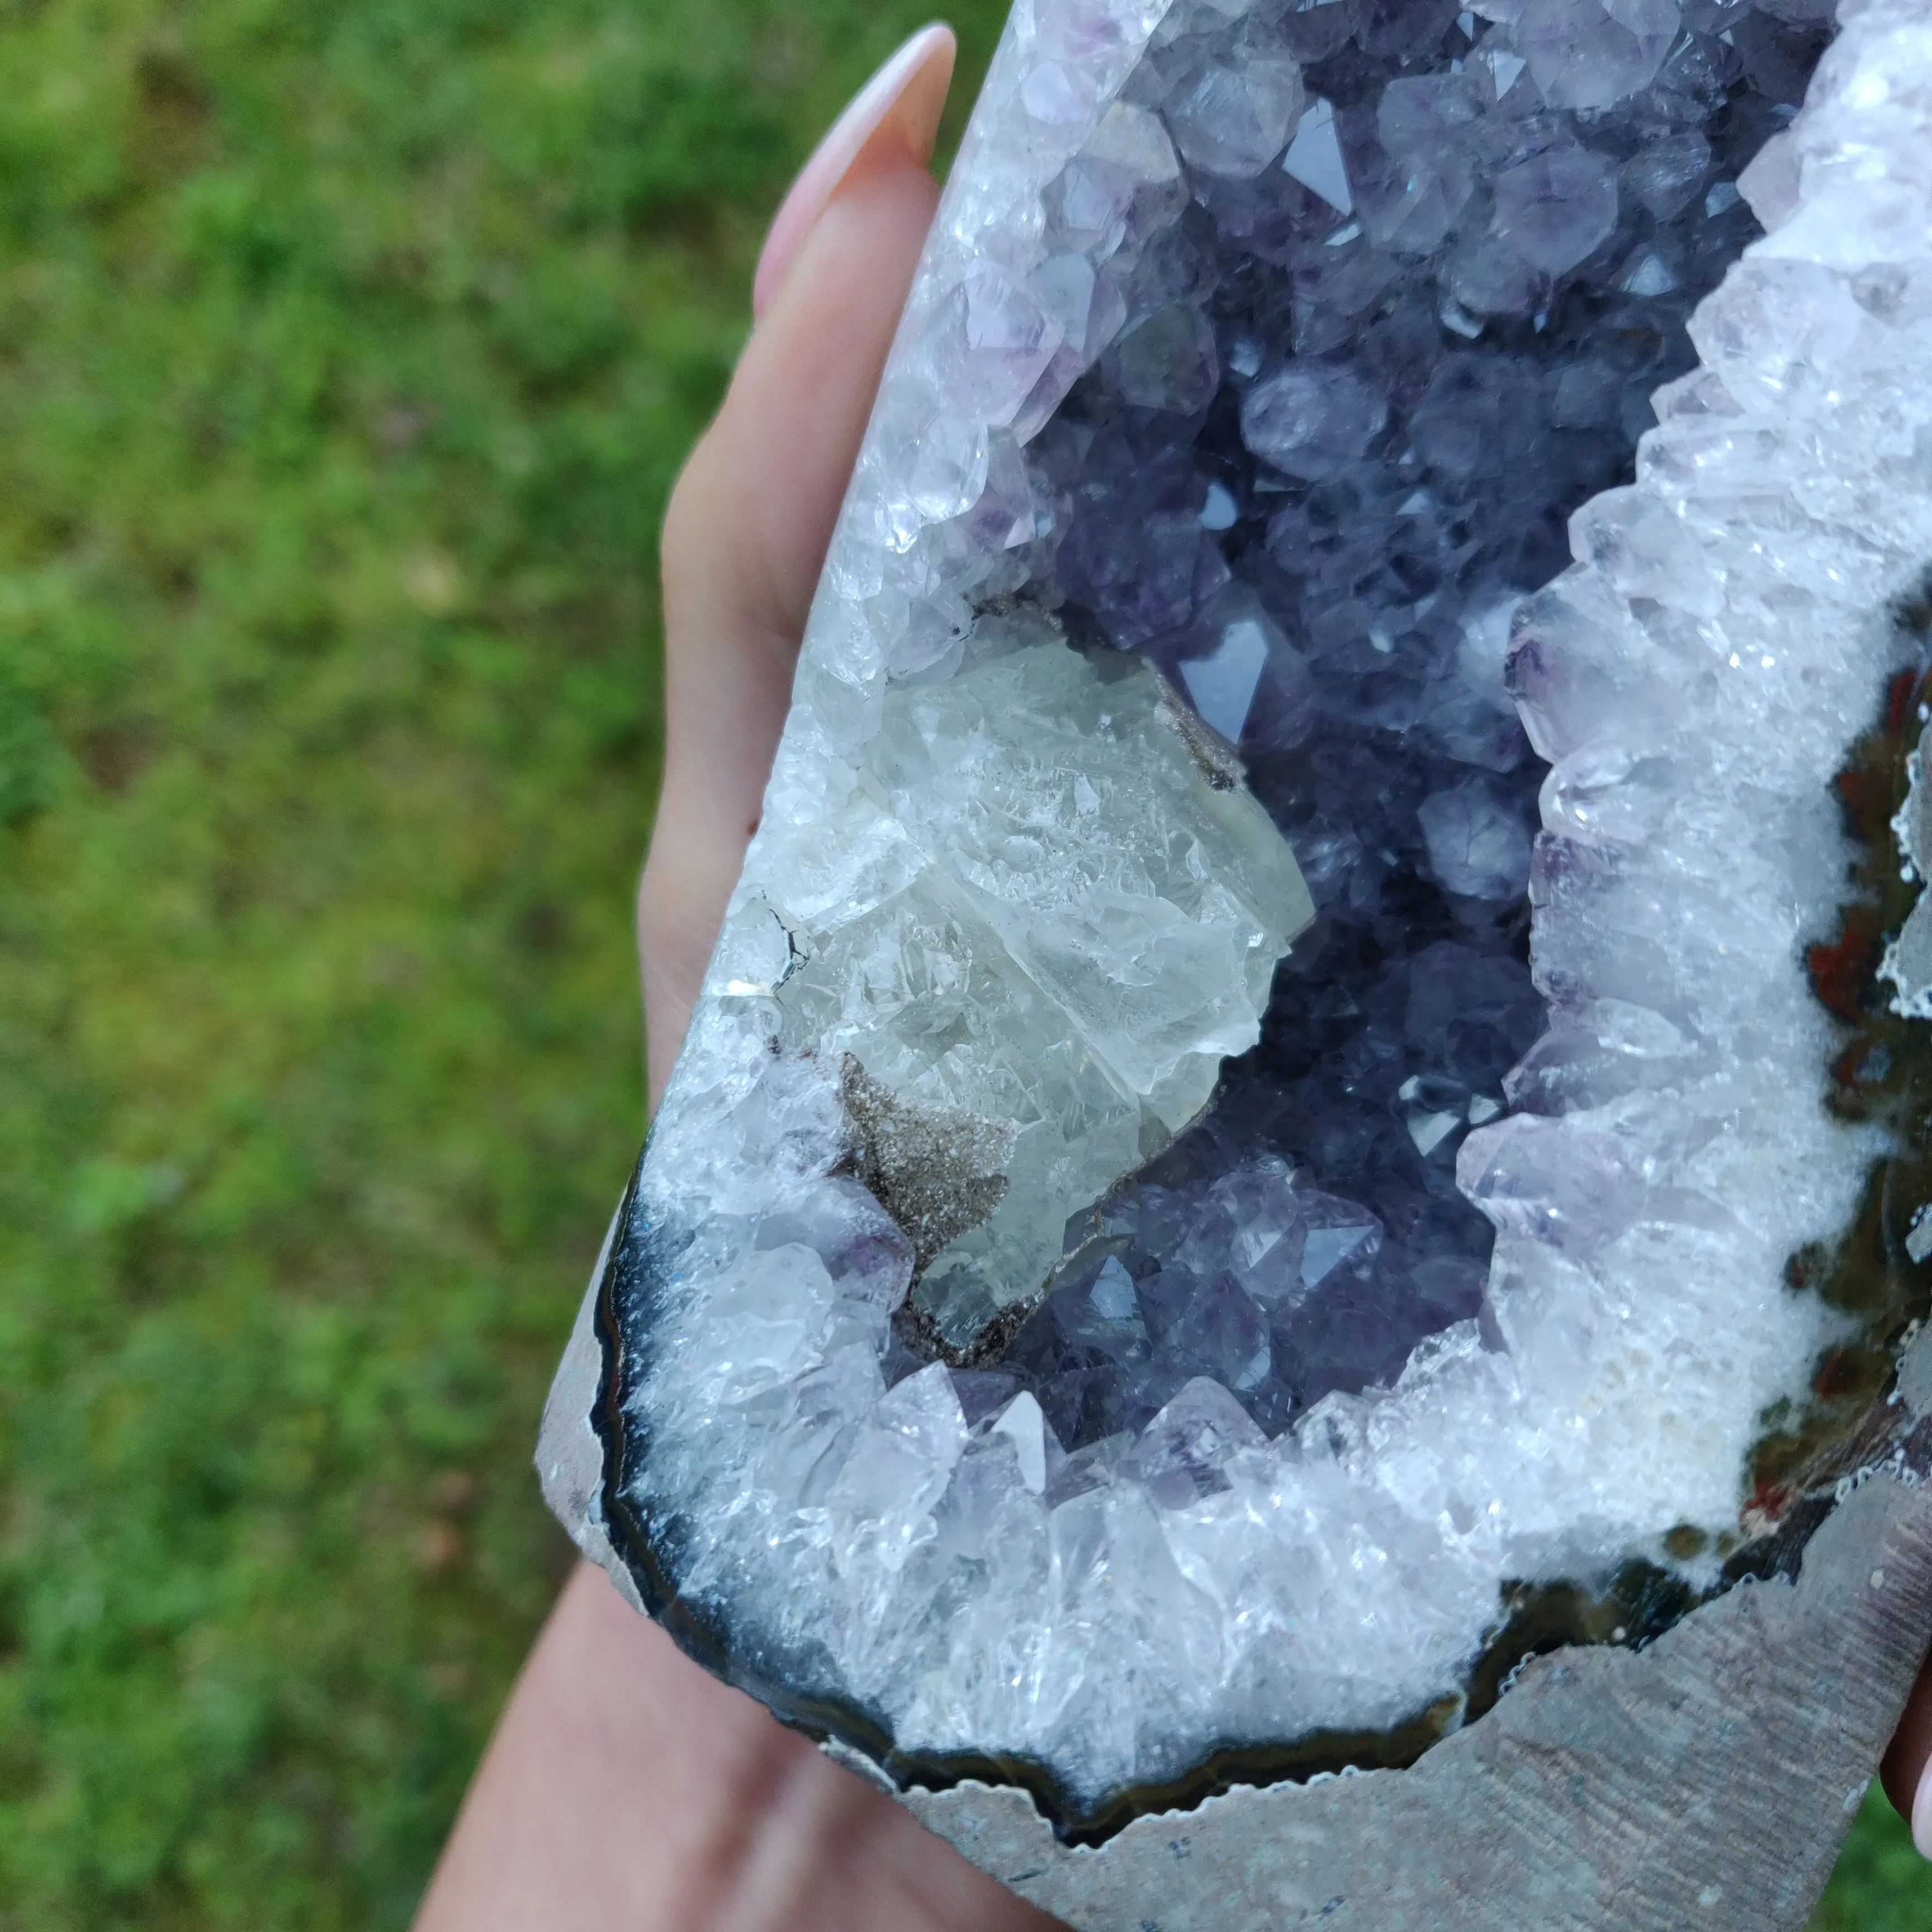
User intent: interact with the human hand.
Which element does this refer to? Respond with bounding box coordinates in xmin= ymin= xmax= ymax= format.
xmin=413 ymin=29 xmax=1063 ymax=1931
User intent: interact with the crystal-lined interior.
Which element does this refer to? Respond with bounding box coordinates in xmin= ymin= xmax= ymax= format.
xmin=583 ymin=0 xmax=1932 ymax=1823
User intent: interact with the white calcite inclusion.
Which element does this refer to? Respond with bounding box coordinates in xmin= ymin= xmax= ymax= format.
xmin=600 ymin=0 xmax=1932 ymax=1810
xmin=729 ymin=607 xmax=1313 ymax=1352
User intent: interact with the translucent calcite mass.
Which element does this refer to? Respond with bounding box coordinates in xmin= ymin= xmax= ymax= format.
xmin=552 ymin=0 xmax=1932 ymax=1829
xmin=735 ymin=608 xmax=1315 ymax=1356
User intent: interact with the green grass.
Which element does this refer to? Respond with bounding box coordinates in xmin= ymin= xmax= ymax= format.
xmin=0 ymin=0 xmax=1924 ymax=1925
xmin=1815 ymin=1788 xmax=1932 ymax=1931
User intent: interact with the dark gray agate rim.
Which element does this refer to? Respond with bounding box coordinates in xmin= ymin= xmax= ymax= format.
xmin=586 ymin=1143 xmax=1912 ymax=1844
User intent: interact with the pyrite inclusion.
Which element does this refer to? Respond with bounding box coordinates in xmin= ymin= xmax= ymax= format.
xmin=542 ymin=0 xmax=1932 ymax=1857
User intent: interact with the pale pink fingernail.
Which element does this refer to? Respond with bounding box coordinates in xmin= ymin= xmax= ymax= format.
xmin=1914 ymin=1757 xmax=1932 ymax=1858
xmin=752 ymin=25 xmax=956 ymax=321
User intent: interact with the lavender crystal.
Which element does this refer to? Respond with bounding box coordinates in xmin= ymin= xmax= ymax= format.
xmin=983 ymin=0 xmax=1826 ymax=1450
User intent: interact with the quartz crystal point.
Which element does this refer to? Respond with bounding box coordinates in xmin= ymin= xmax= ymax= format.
xmin=542 ymin=0 xmax=1932 ymax=1842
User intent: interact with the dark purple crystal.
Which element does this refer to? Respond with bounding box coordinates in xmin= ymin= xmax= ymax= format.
xmin=950 ymin=0 xmax=1832 ymax=1447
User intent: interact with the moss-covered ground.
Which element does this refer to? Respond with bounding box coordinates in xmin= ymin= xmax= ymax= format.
xmin=0 ymin=0 xmax=1920 ymax=1924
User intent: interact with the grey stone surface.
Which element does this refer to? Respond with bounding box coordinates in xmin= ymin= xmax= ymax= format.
xmin=908 ymin=1450 xmax=1932 ymax=1931
xmin=535 ymin=1204 xmax=642 ymax=1615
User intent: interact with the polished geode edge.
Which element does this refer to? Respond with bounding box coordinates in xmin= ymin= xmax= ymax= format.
xmin=546 ymin=1178 xmax=1479 ymax=1839
xmin=556 ymin=1190 xmax=1467 ymax=1834
xmin=541 ymin=1233 xmax=1932 ymax=1928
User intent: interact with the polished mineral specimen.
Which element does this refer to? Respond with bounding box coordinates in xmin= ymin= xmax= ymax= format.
xmin=544 ymin=0 xmax=1932 ymax=1831
xmin=727 ymin=605 xmax=1314 ymax=1356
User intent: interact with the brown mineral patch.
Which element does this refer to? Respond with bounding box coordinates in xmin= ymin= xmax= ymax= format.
xmin=1154 ymin=682 xmax=1244 ymax=793
xmin=837 ymin=1056 xmax=1015 ymax=1280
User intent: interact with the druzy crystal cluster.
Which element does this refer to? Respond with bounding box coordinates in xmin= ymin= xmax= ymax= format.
xmin=556 ymin=0 xmax=1932 ymax=1826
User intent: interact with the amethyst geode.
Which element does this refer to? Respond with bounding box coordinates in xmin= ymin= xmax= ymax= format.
xmin=542 ymin=0 xmax=1932 ymax=1848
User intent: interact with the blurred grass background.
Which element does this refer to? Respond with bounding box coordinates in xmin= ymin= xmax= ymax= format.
xmin=0 ymin=0 xmax=1921 ymax=1925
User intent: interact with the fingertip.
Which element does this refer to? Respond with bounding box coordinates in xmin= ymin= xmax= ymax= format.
xmin=1883 ymin=1651 xmax=1932 ymax=1848
xmin=753 ymin=23 xmax=957 ymax=321
xmin=888 ymin=22 xmax=959 ymax=169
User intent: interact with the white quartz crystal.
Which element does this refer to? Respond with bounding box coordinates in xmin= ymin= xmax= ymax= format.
xmin=593 ymin=0 xmax=1932 ymax=1814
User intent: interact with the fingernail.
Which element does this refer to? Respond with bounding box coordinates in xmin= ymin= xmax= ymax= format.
xmin=1914 ymin=1756 xmax=1932 ymax=1858
xmin=752 ymin=24 xmax=956 ymax=321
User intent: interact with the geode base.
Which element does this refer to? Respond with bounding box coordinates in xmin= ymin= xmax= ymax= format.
xmin=541 ymin=1266 xmax=1932 ymax=1931
xmin=899 ymin=1432 xmax=1932 ymax=1932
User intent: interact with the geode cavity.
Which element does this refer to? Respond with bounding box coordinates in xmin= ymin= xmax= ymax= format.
xmin=543 ymin=0 xmax=1932 ymax=1841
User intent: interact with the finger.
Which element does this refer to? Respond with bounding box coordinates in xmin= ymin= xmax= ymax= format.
xmin=1881 ymin=1649 xmax=1932 ymax=1853
xmin=754 ymin=25 xmax=956 ymax=323
xmin=414 ymin=1563 xmax=1066 ymax=1932
xmin=638 ymin=30 xmax=955 ymax=1107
